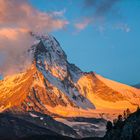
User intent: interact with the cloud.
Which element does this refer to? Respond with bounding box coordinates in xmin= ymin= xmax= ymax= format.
xmin=83 ymin=0 xmax=98 ymax=8
xmin=114 ymin=23 xmax=131 ymax=32
xmin=0 ymin=0 xmax=69 ymax=76
xmin=51 ymin=9 xmax=66 ymax=17
xmin=0 ymin=27 xmax=34 ymax=75
xmin=75 ymin=0 xmax=121 ymax=31
xmin=75 ymin=18 xmax=91 ymax=30
xmin=0 ymin=28 xmax=29 ymax=41
xmin=0 ymin=0 xmax=68 ymax=31
xmin=0 ymin=0 xmax=68 ymax=32
xmin=83 ymin=0 xmax=120 ymax=17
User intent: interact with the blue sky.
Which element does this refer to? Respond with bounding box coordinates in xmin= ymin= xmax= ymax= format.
xmin=0 ymin=0 xmax=140 ymax=85
xmin=28 ymin=0 xmax=140 ymax=85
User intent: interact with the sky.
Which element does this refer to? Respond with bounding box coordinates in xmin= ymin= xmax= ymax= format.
xmin=0 ymin=0 xmax=140 ymax=85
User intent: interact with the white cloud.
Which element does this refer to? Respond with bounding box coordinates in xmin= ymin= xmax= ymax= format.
xmin=114 ymin=23 xmax=131 ymax=33
xmin=75 ymin=18 xmax=91 ymax=30
xmin=0 ymin=0 xmax=69 ymax=75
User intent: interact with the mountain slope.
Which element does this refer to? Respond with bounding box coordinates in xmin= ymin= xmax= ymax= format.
xmin=77 ymin=73 xmax=140 ymax=111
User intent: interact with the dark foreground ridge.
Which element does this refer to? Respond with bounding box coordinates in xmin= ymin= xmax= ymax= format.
xmin=2 ymin=108 xmax=140 ymax=140
xmin=0 ymin=112 xmax=103 ymax=140
xmin=2 ymin=135 xmax=102 ymax=140
xmin=0 ymin=112 xmax=78 ymax=140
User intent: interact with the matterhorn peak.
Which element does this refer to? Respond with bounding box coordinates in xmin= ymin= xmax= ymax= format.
xmin=1 ymin=33 xmax=140 ymax=139
xmin=28 ymin=32 xmax=83 ymax=83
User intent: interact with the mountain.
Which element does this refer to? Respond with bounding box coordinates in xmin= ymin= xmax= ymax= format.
xmin=133 ymin=83 xmax=140 ymax=89
xmin=0 ymin=33 xmax=140 ymax=139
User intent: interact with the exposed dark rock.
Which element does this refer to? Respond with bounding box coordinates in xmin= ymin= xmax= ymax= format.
xmin=0 ymin=112 xmax=79 ymax=139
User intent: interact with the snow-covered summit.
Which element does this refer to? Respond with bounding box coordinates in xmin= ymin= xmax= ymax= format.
xmin=29 ymin=32 xmax=83 ymax=83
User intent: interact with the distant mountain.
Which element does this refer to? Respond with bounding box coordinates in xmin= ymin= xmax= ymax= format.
xmin=132 ymin=83 xmax=140 ymax=89
xmin=0 ymin=33 xmax=140 ymax=138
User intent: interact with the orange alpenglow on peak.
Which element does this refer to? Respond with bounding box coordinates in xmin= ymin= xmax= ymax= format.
xmin=0 ymin=33 xmax=140 ymax=117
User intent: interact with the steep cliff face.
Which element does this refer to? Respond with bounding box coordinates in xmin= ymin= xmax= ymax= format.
xmin=31 ymin=34 xmax=95 ymax=110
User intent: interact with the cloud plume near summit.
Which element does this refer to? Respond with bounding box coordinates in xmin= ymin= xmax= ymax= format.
xmin=0 ymin=0 xmax=68 ymax=76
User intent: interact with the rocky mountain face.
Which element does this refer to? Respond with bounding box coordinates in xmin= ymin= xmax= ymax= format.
xmin=0 ymin=33 xmax=140 ymax=139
